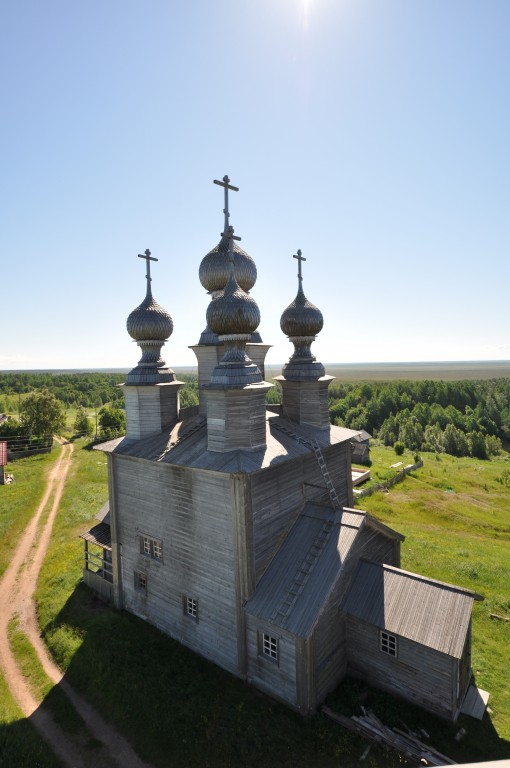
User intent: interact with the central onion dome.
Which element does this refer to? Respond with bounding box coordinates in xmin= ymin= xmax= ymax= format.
xmin=206 ymin=227 xmax=263 ymax=388
xmin=207 ymin=269 xmax=260 ymax=336
xmin=199 ymin=236 xmax=257 ymax=294
xmin=127 ymin=289 xmax=173 ymax=342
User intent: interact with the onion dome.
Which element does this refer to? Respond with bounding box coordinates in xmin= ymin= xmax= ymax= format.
xmin=127 ymin=291 xmax=173 ymax=341
xmin=200 ymin=175 xmax=257 ymax=295
xmin=125 ymin=249 xmax=176 ymax=386
xmin=206 ymin=261 xmax=260 ymax=336
xmin=280 ymin=283 xmax=323 ymax=338
xmin=199 ymin=237 xmax=257 ymax=294
xmin=280 ymin=250 xmax=325 ymax=381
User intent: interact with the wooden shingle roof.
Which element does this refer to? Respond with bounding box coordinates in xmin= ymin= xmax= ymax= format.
xmin=341 ymin=560 xmax=482 ymax=658
xmin=95 ymin=412 xmax=358 ymax=474
xmin=245 ymin=505 xmax=402 ymax=638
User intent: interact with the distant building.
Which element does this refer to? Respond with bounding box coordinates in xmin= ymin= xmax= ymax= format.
xmin=81 ymin=178 xmax=486 ymax=721
xmin=350 ymin=429 xmax=372 ymax=464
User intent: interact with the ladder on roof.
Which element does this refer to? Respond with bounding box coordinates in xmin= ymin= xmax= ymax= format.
xmin=312 ymin=440 xmax=341 ymax=510
xmin=270 ymin=519 xmax=334 ymax=624
xmin=271 ymin=420 xmax=342 ymax=511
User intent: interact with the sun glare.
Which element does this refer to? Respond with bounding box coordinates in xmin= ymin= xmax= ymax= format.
xmin=300 ymin=0 xmax=315 ymax=31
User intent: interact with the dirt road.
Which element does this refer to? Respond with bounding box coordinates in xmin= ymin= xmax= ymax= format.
xmin=0 ymin=442 xmax=153 ymax=768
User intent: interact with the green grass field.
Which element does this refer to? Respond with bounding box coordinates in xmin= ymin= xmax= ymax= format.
xmin=1 ymin=439 xmax=509 ymax=766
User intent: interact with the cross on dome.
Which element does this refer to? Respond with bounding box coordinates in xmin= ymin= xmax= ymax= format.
xmin=213 ymin=175 xmax=239 ymax=232
xmin=293 ymin=249 xmax=306 ymax=287
xmin=138 ymin=248 xmax=158 ymax=288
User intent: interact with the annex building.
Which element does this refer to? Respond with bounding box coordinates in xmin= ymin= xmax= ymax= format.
xmin=81 ymin=177 xmax=487 ymax=721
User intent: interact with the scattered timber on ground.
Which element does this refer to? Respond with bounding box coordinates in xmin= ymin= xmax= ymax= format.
xmin=489 ymin=613 xmax=510 ymax=623
xmin=322 ymin=706 xmax=457 ymax=765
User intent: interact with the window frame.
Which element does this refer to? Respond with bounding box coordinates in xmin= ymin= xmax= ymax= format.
xmin=139 ymin=534 xmax=163 ymax=562
xmin=183 ymin=595 xmax=199 ymax=622
xmin=134 ymin=570 xmax=147 ymax=593
xmin=380 ymin=630 xmax=397 ymax=658
xmin=260 ymin=632 xmax=279 ymax=663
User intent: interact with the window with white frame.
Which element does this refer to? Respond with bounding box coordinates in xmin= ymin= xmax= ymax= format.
xmin=262 ymin=633 xmax=279 ymax=661
xmin=184 ymin=596 xmax=198 ymax=620
xmin=134 ymin=571 xmax=147 ymax=592
xmin=140 ymin=535 xmax=163 ymax=561
xmin=380 ymin=630 xmax=397 ymax=657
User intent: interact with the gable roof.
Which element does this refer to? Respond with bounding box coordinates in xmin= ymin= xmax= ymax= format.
xmin=244 ymin=505 xmax=402 ymax=638
xmin=341 ymin=560 xmax=483 ymax=658
xmin=95 ymin=412 xmax=359 ymax=474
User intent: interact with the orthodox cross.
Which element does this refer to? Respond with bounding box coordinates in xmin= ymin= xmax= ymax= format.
xmin=138 ymin=248 xmax=158 ymax=288
xmin=213 ymin=175 xmax=239 ymax=231
xmin=293 ymin=249 xmax=306 ymax=287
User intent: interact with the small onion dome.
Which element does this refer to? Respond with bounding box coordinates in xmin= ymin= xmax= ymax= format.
xmin=207 ymin=271 xmax=260 ymax=336
xmin=126 ymin=290 xmax=174 ymax=342
xmin=199 ymin=236 xmax=257 ymax=293
xmin=280 ymin=284 xmax=323 ymax=338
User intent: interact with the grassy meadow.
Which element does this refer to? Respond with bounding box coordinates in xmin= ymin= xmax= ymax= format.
xmin=1 ymin=435 xmax=509 ymax=766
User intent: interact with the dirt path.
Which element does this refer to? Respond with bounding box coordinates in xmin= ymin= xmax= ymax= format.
xmin=0 ymin=442 xmax=153 ymax=768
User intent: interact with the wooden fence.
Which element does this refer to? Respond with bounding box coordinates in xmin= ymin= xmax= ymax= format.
xmin=354 ymin=460 xmax=423 ymax=499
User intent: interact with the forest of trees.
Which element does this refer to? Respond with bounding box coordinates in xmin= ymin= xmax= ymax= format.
xmin=0 ymin=372 xmax=126 ymax=413
xmin=328 ymin=379 xmax=510 ymax=458
xmin=1 ymin=372 xmax=509 ymax=459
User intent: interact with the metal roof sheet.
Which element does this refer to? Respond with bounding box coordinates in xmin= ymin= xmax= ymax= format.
xmin=341 ymin=560 xmax=480 ymax=658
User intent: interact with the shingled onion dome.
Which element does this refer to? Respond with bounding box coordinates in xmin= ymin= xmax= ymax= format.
xmin=207 ymin=227 xmax=263 ymax=387
xmin=199 ymin=237 xmax=257 ymax=295
xmin=126 ymin=249 xmax=176 ymax=385
xmin=198 ymin=174 xmax=261 ymax=344
xmin=280 ymin=250 xmax=325 ymax=380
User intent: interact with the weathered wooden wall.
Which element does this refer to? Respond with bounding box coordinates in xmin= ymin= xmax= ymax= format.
xmin=311 ymin=524 xmax=399 ymax=706
xmin=344 ymin=618 xmax=456 ymax=719
xmin=112 ymin=454 xmax=241 ymax=674
xmin=245 ymin=617 xmax=297 ymax=707
xmin=250 ymin=443 xmax=351 ymax=581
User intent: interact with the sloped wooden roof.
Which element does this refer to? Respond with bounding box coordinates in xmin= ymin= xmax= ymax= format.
xmin=244 ymin=504 xmax=402 ymax=638
xmin=341 ymin=560 xmax=482 ymax=658
xmin=79 ymin=522 xmax=111 ymax=550
xmin=95 ymin=412 xmax=358 ymax=474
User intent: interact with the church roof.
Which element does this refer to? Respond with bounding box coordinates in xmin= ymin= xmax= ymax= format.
xmin=95 ymin=412 xmax=359 ymax=474
xmin=341 ymin=560 xmax=483 ymax=658
xmin=244 ymin=505 xmax=403 ymax=638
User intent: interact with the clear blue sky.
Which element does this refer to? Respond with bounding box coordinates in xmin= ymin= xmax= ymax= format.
xmin=2 ymin=0 xmax=509 ymax=372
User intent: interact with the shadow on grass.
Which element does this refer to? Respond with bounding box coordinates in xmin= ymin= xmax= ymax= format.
xmin=3 ymin=582 xmax=510 ymax=768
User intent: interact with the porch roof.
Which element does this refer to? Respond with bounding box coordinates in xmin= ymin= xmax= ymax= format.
xmin=80 ymin=522 xmax=111 ymax=551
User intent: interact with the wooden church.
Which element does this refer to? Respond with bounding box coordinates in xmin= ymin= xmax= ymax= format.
xmin=81 ymin=177 xmax=486 ymax=722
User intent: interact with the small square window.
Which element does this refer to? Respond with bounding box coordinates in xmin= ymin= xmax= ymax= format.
xmin=134 ymin=571 xmax=147 ymax=592
xmin=153 ymin=540 xmax=163 ymax=560
xmin=262 ymin=633 xmax=278 ymax=661
xmin=380 ymin=630 xmax=397 ymax=657
xmin=185 ymin=596 xmax=198 ymax=620
xmin=140 ymin=535 xmax=163 ymax=561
